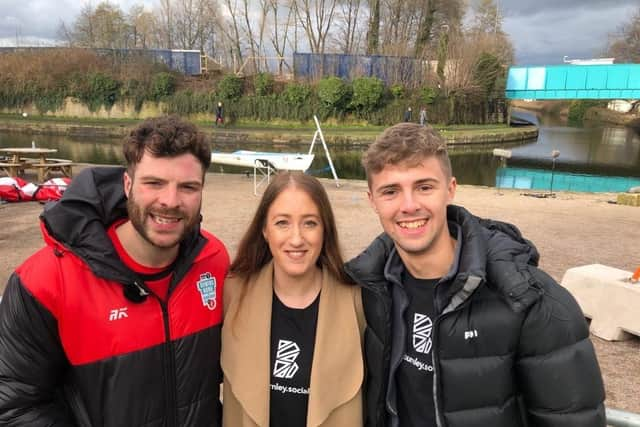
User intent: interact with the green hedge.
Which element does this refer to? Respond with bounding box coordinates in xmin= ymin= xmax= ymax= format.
xmin=0 ymin=62 xmax=505 ymax=124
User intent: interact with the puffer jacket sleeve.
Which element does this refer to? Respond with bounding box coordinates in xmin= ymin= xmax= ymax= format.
xmin=0 ymin=274 xmax=74 ymax=426
xmin=515 ymin=267 xmax=606 ymax=427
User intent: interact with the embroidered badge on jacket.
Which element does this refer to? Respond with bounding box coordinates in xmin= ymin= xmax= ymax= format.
xmin=197 ymin=272 xmax=217 ymax=310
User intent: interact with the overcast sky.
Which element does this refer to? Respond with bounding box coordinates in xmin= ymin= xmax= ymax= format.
xmin=0 ymin=0 xmax=638 ymax=65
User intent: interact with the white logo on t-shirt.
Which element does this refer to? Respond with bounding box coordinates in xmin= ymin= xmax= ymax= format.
xmin=412 ymin=313 xmax=433 ymax=354
xmin=273 ymin=339 xmax=300 ymax=379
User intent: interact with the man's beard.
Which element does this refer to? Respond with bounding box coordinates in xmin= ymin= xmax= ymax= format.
xmin=126 ymin=190 xmax=201 ymax=250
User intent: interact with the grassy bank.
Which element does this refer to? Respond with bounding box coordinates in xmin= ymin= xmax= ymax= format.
xmin=0 ymin=113 xmax=538 ymax=146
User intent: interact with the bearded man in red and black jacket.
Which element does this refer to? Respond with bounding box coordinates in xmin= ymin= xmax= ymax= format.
xmin=0 ymin=116 xmax=229 ymax=427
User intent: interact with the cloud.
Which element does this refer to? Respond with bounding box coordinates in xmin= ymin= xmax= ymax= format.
xmin=0 ymin=0 xmax=156 ymax=41
xmin=1 ymin=0 xmax=638 ymax=65
xmin=499 ymin=0 xmax=629 ymax=17
xmin=0 ymin=0 xmax=80 ymax=39
xmin=501 ymin=1 xmax=638 ymax=64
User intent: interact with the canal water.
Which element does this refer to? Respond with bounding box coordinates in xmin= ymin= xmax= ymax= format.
xmin=1 ymin=111 xmax=639 ymax=189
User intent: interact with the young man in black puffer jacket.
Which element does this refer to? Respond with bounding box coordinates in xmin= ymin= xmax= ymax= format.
xmin=345 ymin=123 xmax=605 ymax=427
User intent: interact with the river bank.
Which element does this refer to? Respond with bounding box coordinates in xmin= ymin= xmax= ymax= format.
xmin=0 ymin=114 xmax=538 ymax=146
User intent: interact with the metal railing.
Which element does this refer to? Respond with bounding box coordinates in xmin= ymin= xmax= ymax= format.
xmin=608 ymin=407 xmax=640 ymax=427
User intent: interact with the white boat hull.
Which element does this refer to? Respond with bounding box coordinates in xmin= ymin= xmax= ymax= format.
xmin=211 ymin=150 xmax=314 ymax=172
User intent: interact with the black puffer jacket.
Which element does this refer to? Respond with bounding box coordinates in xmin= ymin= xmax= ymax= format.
xmin=0 ymin=167 xmax=229 ymax=427
xmin=345 ymin=205 xmax=605 ymax=427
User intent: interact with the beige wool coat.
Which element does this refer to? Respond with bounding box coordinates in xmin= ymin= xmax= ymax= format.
xmin=221 ymin=262 xmax=365 ymax=427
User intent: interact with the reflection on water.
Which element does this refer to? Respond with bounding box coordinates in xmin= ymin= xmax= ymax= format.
xmin=1 ymin=112 xmax=639 ymax=188
xmin=497 ymin=166 xmax=640 ymax=193
xmin=508 ymin=110 xmax=640 ymax=178
xmin=0 ymin=132 xmax=123 ymax=166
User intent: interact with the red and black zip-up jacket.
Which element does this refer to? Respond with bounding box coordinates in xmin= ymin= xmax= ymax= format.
xmin=0 ymin=167 xmax=229 ymax=427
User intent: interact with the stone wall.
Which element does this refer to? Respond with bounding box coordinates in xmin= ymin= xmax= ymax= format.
xmin=2 ymin=97 xmax=215 ymax=124
xmin=3 ymin=97 xmax=164 ymax=120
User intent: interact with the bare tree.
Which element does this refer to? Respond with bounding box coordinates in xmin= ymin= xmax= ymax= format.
xmin=379 ymin=0 xmax=422 ymax=57
xmin=294 ymin=0 xmax=339 ymax=53
xmin=69 ymin=3 xmax=97 ymax=47
xmin=158 ymin=0 xmax=173 ymax=48
xmin=220 ymin=0 xmax=246 ymax=70
xmin=366 ymin=0 xmax=380 ymax=54
xmin=467 ymin=0 xmax=513 ymax=63
xmin=65 ymin=2 xmax=130 ymax=49
xmin=606 ymin=8 xmax=640 ymax=63
xmin=127 ymin=5 xmax=157 ymax=48
xmin=238 ymin=0 xmax=270 ymax=73
xmin=331 ymin=0 xmax=364 ymax=54
xmin=168 ymin=0 xmax=218 ymax=54
xmin=268 ymin=0 xmax=296 ymax=74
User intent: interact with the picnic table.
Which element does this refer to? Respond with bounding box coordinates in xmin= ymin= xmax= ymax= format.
xmin=0 ymin=147 xmax=75 ymax=182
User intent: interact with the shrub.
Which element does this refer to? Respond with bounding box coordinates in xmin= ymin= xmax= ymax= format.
xmin=568 ymin=100 xmax=605 ymax=124
xmin=420 ymin=86 xmax=439 ymax=105
xmin=150 ymin=72 xmax=176 ymax=100
xmin=167 ymin=90 xmax=216 ymax=115
xmin=254 ymin=72 xmax=274 ymax=96
xmin=390 ymin=84 xmax=405 ymax=99
xmin=281 ymin=83 xmax=312 ymax=107
xmin=217 ymin=74 xmax=244 ymax=100
xmin=76 ymin=72 xmax=120 ymax=111
xmin=316 ymin=77 xmax=351 ymax=113
xmin=350 ymin=77 xmax=384 ymax=114
xmin=120 ymin=79 xmax=148 ymax=111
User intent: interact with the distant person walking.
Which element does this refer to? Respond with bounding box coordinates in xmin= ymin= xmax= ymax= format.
xmin=403 ymin=107 xmax=412 ymax=122
xmin=419 ymin=106 xmax=428 ymax=126
xmin=215 ymin=101 xmax=224 ymax=126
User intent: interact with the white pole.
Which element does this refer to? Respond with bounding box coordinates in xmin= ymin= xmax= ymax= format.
xmin=312 ymin=115 xmax=340 ymax=187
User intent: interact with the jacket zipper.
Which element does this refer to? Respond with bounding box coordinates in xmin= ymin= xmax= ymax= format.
xmin=160 ymin=300 xmax=178 ymax=427
xmin=432 ymin=313 xmax=444 ymax=427
xmin=360 ymin=283 xmax=394 ymax=425
xmin=432 ymin=301 xmax=469 ymax=427
xmin=384 ymin=280 xmax=409 ymax=422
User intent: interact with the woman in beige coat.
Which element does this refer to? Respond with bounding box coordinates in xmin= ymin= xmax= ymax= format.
xmin=222 ymin=172 xmax=365 ymax=427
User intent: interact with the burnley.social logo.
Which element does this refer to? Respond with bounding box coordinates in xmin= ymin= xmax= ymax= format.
xmin=273 ymin=339 xmax=300 ymax=379
xmin=412 ymin=313 xmax=433 ymax=354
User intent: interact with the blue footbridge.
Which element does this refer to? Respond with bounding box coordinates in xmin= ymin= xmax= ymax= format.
xmin=506 ymin=64 xmax=640 ymax=100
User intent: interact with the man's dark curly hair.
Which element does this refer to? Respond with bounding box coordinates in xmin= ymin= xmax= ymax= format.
xmin=123 ymin=115 xmax=211 ymax=177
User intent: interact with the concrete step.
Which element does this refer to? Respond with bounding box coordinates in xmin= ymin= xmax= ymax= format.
xmin=561 ymin=264 xmax=639 ymax=341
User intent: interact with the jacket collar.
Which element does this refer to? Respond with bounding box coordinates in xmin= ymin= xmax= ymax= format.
xmin=345 ymin=205 xmax=490 ymax=311
xmin=222 ymin=261 xmax=363 ymax=426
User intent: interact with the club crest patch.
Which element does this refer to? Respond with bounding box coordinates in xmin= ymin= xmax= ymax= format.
xmin=196 ymin=272 xmax=217 ymax=310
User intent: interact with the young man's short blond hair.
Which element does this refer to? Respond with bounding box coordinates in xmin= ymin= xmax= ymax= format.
xmin=362 ymin=122 xmax=452 ymax=186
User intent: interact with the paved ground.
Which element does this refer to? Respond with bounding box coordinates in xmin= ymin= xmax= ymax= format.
xmin=1 ymin=171 xmax=639 ymax=414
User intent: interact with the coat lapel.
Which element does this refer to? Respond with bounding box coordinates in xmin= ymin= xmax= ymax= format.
xmin=222 ymin=263 xmax=274 ymax=427
xmin=307 ymin=268 xmax=364 ymax=427
xmin=222 ymin=264 xmax=364 ymax=427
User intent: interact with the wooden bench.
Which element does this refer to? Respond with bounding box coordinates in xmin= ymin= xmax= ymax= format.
xmin=0 ymin=162 xmax=24 ymax=177
xmin=29 ymin=159 xmax=76 ymax=182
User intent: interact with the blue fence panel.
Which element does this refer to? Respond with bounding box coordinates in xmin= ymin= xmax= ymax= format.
xmin=0 ymin=47 xmax=202 ymax=76
xmin=293 ymin=52 xmax=423 ymax=85
xmin=148 ymin=49 xmax=201 ymax=75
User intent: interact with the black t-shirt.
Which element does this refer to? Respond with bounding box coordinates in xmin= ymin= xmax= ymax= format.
xmin=269 ymin=292 xmax=320 ymax=427
xmin=396 ymin=271 xmax=439 ymax=427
